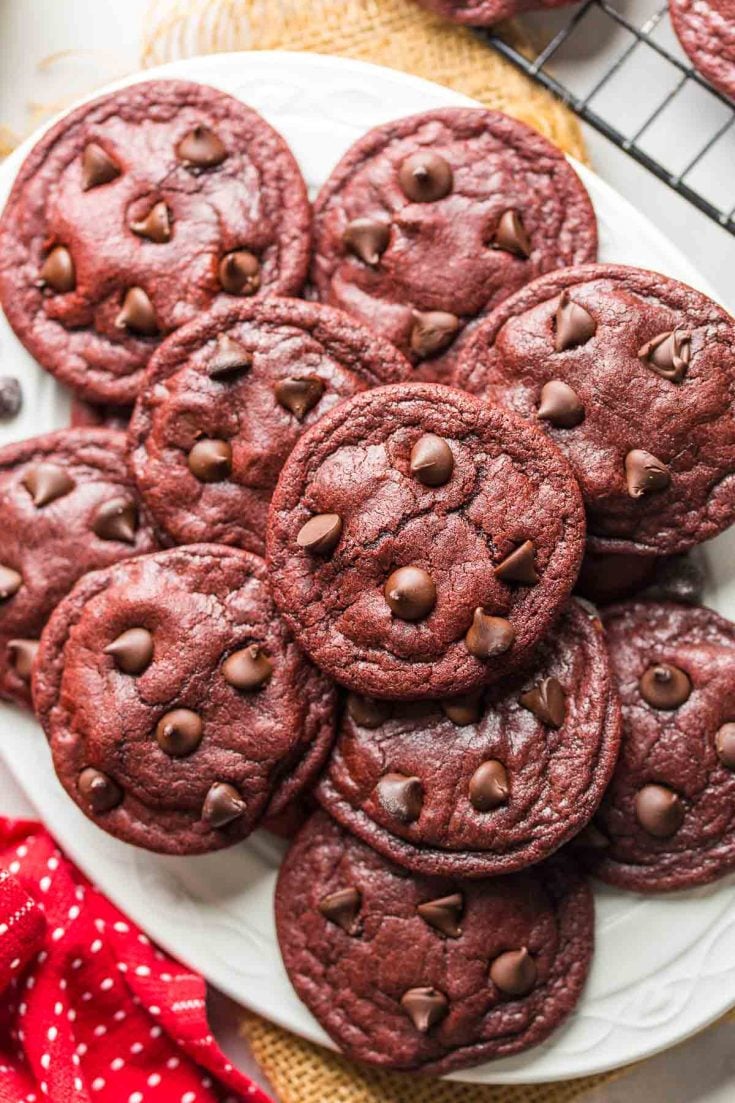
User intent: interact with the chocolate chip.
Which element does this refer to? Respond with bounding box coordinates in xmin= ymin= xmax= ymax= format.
xmin=219 ymin=251 xmax=260 ymax=296
xmin=400 ymin=987 xmax=448 ymax=1032
xmin=398 ymin=152 xmax=453 ymax=203
xmin=318 ymin=887 xmax=362 ymax=935
xmin=22 ymin=463 xmax=75 ymax=507
xmin=347 ymin=694 xmax=392 ymax=729
xmin=187 ymin=439 xmax=232 ymax=483
xmin=40 ymin=246 xmax=75 ymax=293
xmin=537 ymin=380 xmax=585 ymax=428
xmin=410 ymin=310 xmax=460 ymax=359
xmin=7 ymin=639 xmax=38 ymax=683
xmin=440 ymin=692 xmax=483 ymax=726
xmin=0 ymin=377 xmax=22 ymax=420
xmin=297 ymin=513 xmax=342 ymax=555
xmin=78 ymin=767 xmax=122 ymax=814
xmin=491 ymin=210 xmax=531 ymax=258
xmin=155 ymin=708 xmax=203 ymax=757
xmin=489 ymin=948 xmax=537 ymax=997
xmin=715 ymin=723 xmax=735 ymax=770
xmin=202 ymin=782 xmax=246 ymax=828
xmin=130 ymin=201 xmax=171 ymax=244
xmin=82 ymin=142 xmax=121 ymax=190
xmin=222 ymin=644 xmax=273 ymax=691
xmin=384 ymin=566 xmax=436 ymax=621
xmin=177 ymin=125 xmax=226 ymax=169
xmin=274 ymin=376 xmax=325 ymax=421
xmin=494 ymin=540 xmax=539 ymax=585
xmin=375 ymin=772 xmax=423 ymax=823
xmin=410 ymin=434 xmax=453 ymax=486
xmin=92 ymin=498 xmax=138 ymax=544
xmin=635 ymin=783 xmax=683 ymax=838
xmin=625 ymin=449 xmax=670 ymax=498
xmin=554 ymin=290 xmax=596 ymax=352
xmin=465 ymin=609 xmax=515 ymax=659
xmin=417 ymin=893 xmax=463 ymax=939
xmin=520 ymin=677 xmax=566 ymax=729
xmin=638 ymin=329 xmax=690 ymax=382
xmin=343 ymin=218 xmax=390 ymax=266
xmin=0 ymin=566 xmax=22 ymax=601
xmin=116 ymin=287 xmax=159 ymax=336
xmin=104 ymin=628 xmax=153 ymax=675
xmin=469 ymin=760 xmax=509 ymax=811
xmin=208 ymin=334 xmax=252 ymax=380
xmin=639 ymin=663 xmax=691 ymax=710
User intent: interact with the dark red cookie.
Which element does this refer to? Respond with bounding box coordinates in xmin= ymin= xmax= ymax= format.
xmin=33 ymin=545 xmax=336 ymax=855
xmin=311 ymin=108 xmax=597 ymax=382
xmin=577 ymin=601 xmax=735 ymax=892
xmin=414 ymin=0 xmax=575 ymax=23
xmin=128 ymin=298 xmax=410 ymax=555
xmin=0 ymin=428 xmax=158 ymax=708
xmin=0 ymin=79 xmax=310 ymax=406
xmin=670 ymin=0 xmax=735 ymax=102
xmin=575 ymin=550 xmax=705 ymax=607
xmin=276 ymin=811 xmax=594 ymax=1073
xmin=455 ymin=264 xmax=735 ymax=557
xmin=317 ymin=601 xmax=620 ymax=877
xmin=266 ymin=382 xmax=586 ymax=700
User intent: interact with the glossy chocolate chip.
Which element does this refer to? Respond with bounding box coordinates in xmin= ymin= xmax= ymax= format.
xmin=177 ymin=125 xmax=226 ymax=169
xmin=104 ymin=628 xmax=153 ymax=675
xmin=520 ymin=677 xmax=566 ymax=729
xmin=7 ymin=639 xmax=38 ymax=683
xmin=155 ymin=708 xmax=203 ymax=757
xmin=398 ymin=152 xmax=453 ymax=202
xmin=465 ymin=609 xmax=515 ymax=659
xmin=40 ymin=246 xmax=75 ymax=293
xmin=343 ymin=218 xmax=390 ymax=266
xmin=78 ymin=767 xmax=122 ymax=813
xmin=297 ymin=514 xmax=342 ymax=555
xmin=417 ymin=893 xmax=463 ymax=939
xmin=384 ymin=566 xmax=436 ymax=621
xmin=92 ymin=498 xmax=138 ymax=544
xmin=116 ymin=287 xmax=159 ymax=336
xmin=187 ymin=439 xmax=232 ymax=483
xmin=222 ymin=644 xmax=273 ymax=691
xmin=202 ymin=782 xmax=246 ymax=828
xmin=0 ymin=377 xmax=22 ymax=420
xmin=81 ymin=142 xmax=121 ymax=190
xmin=537 ymin=380 xmax=585 ymax=428
xmin=219 ymin=250 xmax=260 ymax=296
xmin=400 ymin=987 xmax=448 ymax=1032
xmin=492 ymin=210 xmax=531 ymax=258
xmin=22 ymin=463 xmax=75 ymax=507
xmin=130 ymin=201 xmax=171 ymax=244
xmin=625 ymin=450 xmax=671 ymax=498
xmin=275 ymin=376 xmax=325 ymax=421
xmin=638 ymin=329 xmax=690 ymax=382
xmin=639 ymin=663 xmax=691 ymax=709
xmin=319 ymin=887 xmax=362 ymax=934
xmin=715 ymin=723 xmax=735 ymax=770
xmin=347 ymin=694 xmax=392 ymax=729
xmin=208 ymin=334 xmax=252 ymax=380
xmin=554 ymin=290 xmax=596 ymax=352
xmin=635 ymin=783 xmax=684 ymax=838
xmin=0 ymin=565 xmax=22 ymax=601
xmin=489 ymin=948 xmax=537 ymax=997
xmin=469 ymin=760 xmax=509 ymax=811
xmin=410 ymin=310 xmax=459 ymax=359
xmin=375 ymin=772 xmax=423 ymax=823
xmin=441 ymin=692 xmax=483 ymax=726
xmin=494 ymin=540 xmax=538 ymax=585
xmin=410 ymin=434 xmax=454 ymax=487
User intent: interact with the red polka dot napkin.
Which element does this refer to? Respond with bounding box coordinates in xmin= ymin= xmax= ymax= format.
xmin=0 ymin=816 xmax=274 ymax=1103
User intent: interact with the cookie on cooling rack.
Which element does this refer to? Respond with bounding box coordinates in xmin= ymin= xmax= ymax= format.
xmin=669 ymin=0 xmax=735 ymax=103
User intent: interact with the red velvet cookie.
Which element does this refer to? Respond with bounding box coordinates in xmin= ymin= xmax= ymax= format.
xmin=0 ymin=79 xmax=310 ymax=406
xmin=670 ymin=0 xmax=735 ymax=102
xmin=578 ymin=601 xmax=735 ymax=892
xmin=276 ymin=812 xmax=594 ymax=1073
xmin=0 ymin=428 xmax=158 ymax=708
xmin=414 ymin=0 xmax=575 ymax=23
xmin=455 ymin=264 xmax=735 ymax=557
xmin=266 ymin=383 xmax=586 ymax=700
xmin=33 ymin=545 xmax=336 ymax=854
xmin=317 ymin=601 xmax=620 ymax=877
xmin=311 ymin=108 xmax=597 ymax=382
xmin=128 ymin=299 xmax=410 ymax=555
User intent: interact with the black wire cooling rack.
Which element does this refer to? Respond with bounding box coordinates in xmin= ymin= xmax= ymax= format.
xmin=481 ymin=0 xmax=735 ymax=235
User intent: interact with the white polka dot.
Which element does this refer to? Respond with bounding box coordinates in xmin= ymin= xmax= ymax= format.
xmin=47 ymin=1027 xmax=57 ymax=1042
xmin=148 ymin=1074 xmax=161 ymax=1087
xmin=51 ymin=928 xmax=65 ymax=942
xmin=135 ymin=965 xmax=150 ymax=977
xmin=74 ymin=1079 xmax=83 ymax=1091
xmin=10 ymin=958 xmax=20 ymax=970
xmin=202 ymin=1078 xmax=211 ymax=1089
xmin=113 ymin=1009 xmax=126 ymax=1022
xmin=224 ymin=1063 xmax=232 ymax=1073
xmin=117 ymin=962 xmax=128 ymax=973
xmin=67 ymin=1009 xmax=76 ymax=1022
xmin=0 ymin=924 xmax=7 ymax=935
xmin=76 ymin=1043 xmax=87 ymax=1057
xmin=36 ymin=951 xmax=47 ymax=964
xmin=47 ymin=856 xmax=59 ymax=870
xmin=18 ymin=1002 xmax=26 ymax=1016
xmin=67 ymin=905 xmax=80 ymax=920
xmin=53 ymin=1001 xmax=63 ymax=1015
xmin=182 ymin=1094 xmax=196 ymax=1103
xmin=138 ymin=933 xmax=149 ymax=944
xmin=99 ymin=978 xmax=114 ymax=991
xmin=92 ymin=1079 xmax=105 ymax=1092
xmin=110 ymin=1057 xmax=124 ymax=1071
xmin=129 ymin=1093 xmax=143 ymax=1103
xmin=82 ymin=992 xmax=93 ymax=1002
xmin=114 ymin=921 xmax=129 ymax=933
xmin=40 ymin=1083 xmax=47 ymax=1095
xmin=71 ymin=958 xmax=83 ymax=970
xmin=150 ymin=1025 xmax=162 ymax=1038
xmin=25 ymin=976 xmax=34 ymax=990
xmin=59 ymin=979 xmax=67 ymax=991
xmin=149 ymin=1005 xmax=160 ymax=1016
xmin=90 ymin=939 xmax=103 ymax=953
xmin=166 ymin=1057 xmax=180 ymax=1070
xmin=93 ymin=1025 xmax=107 ymax=1037
xmin=72 ymin=1054 xmax=80 ymax=1066
xmin=40 ymin=1054 xmax=50 ymax=1070
xmin=130 ymin=1042 xmax=143 ymax=1055
xmin=95 ymin=919 xmax=105 ymax=933
xmin=9 ymin=860 xmax=20 ymax=874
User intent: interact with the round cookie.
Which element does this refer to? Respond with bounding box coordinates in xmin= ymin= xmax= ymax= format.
xmin=276 ymin=811 xmax=594 ymax=1073
xmin=317 ymin=601 xmax=621 ymax=876
xmin=0 ymin=79 xmax=311 ymax=406
xmin=577 ymin=601 xmax=735 ymax=892
xmin=311 ymin=108 xmax=597 ymax=382
xmin=128 ymin=298 xmax=410 ymax=555
xmin=266 ymin=382 xmax=587 ymax=700
xmin=670 ymin=0 xmax=735 ymax=102
xmin=455 ymin=264 xmax=735 ymax=557
xmin=33 ymin=545 xmax=336 ymax=854
xmin=0 ymin=428 xmax=158 ymax=708
xmin=414 ymin=0 xmax=575 ymax=24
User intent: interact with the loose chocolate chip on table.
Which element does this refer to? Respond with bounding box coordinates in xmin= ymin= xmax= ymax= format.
xmin=187 ymin=439 xmax=232 ymax=483
xmin=208 ymin=334 xmax=252 ymax=380
xmin=219 ymin=250 xmax=260 ymax=296
xmin=104 ymin=627 xmax=153 ymax=675
xmin=116 ymin=287 xmax=159 ymax=336
xmin=22 ymin=463 xmax=75 ymax=507
xmin=625 ymin=450 xmax=671 ymax=498
xmin=464 ymin=609 xmax=515 ymax=659
xmin=440 ymin=692 xmax=482 ymax=726
xmin=40 ymin=246 xmax=75 ymax=293
xmin=494 ymin=540 xmax=539 ymax=585
xmin=520 ymin=677 xmax=566 ymax=728
xmin=0 ymin=565 xmax=22 ymax=600
xmin=319 ymin=887 xmax=362 ymax=934
xmin=347 ymin=693 xmax=392 ymax=729
xmin=92 ymin=498 xmax=138 ymax=544
xmin=410 ymin=310 xmax=460 ymax=359
xmin=468 ymin=760 xmax=509 ymax=811
xmin=398 ymin=151 xmax=453 ymax=203
xmin=343 ymin=218 xmax=390 ymax=266
xmin=635 ymin=783 xmax=684 ymax=838
xmin=409 ymin=433 xmax=454 ymax=487
xmin=297 ymin=513 xmax=342 ymax=555
xmin=715 ymin=723 xmax=735 ymax=770
xmin=155 ymin=708 xmax=203 ymax=757
xmin=375 ymin=773 xmax=423 ymax=823
xmin=202 ymin=781 xmax=246 ymax=828
xmin=274 ymin=376 xmax=325 ymax=421
xmin=491 ymin=209 xmax=531 ymax=258
xmin=78 ymin=766 xmax=122 ymax=813
xmin=417 ymin=893 xmax=463 ymax=939
xmin=554 ymin=290 xmax=596 ymax=352
xmin=7 ymin=638 xmax=38 ymax=683
xmin=400 ymin=987 xmax=449 ymax=1032
xmin=638 ymin=329 xmax=690 ymax=382
xmin=81 ymin=142 xmax=121 ymax=190
xmin=130 ymin=201 xmax=172 ymax=244
xmin=0 ymin=377 xmax=22 ymax=420
xmin=537 ymin=380 xmax=585 ymax=429
xmin=639 ymin=663 xmax=691 ymax=710
xmin=222 ymin=644 xmax=273 ymax=691
xmin=489 ymin=948 xmax=537 ymax=997
xmin=384 ymin=566 xmax=436 ymax=621
xmin=176 ymin=125 xmax=227 ymax=169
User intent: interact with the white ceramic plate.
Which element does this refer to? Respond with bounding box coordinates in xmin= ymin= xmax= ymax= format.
xmin=1 ymin=51 xmax=735 ymax=1085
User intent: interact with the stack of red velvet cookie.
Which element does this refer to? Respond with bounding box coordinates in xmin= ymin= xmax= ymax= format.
xmin=2 ymin=78 xmax=735 ymax=1076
